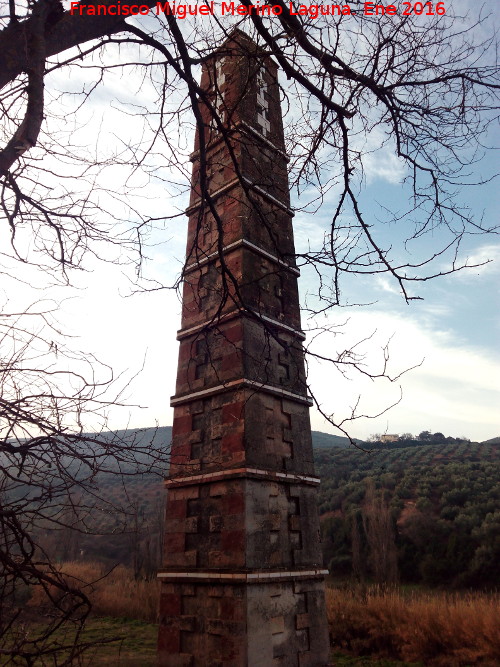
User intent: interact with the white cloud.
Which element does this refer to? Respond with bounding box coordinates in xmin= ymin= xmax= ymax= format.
xmin=374 ymin=276 xmax=401 ymax=295
xmin=454 ymin=243 xmax=500 ymax=280
xmin=306 ymin=309 xmax=500 ymax=442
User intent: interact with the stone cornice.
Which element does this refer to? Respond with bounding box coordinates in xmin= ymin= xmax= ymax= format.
xmin=170 ymin=377 xmax=312 ymax=407
xmin=165 ymin=466 xmax=320 ymax=488
xmin=183 ymin=237 xmax=300 ymax=276
xmin=157 ymin=568 xmax=328 ymax=583
xmin=186 ymin=175 xmax=294 ymax=217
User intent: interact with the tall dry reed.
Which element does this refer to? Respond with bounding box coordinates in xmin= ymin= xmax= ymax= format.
xmin=28 ymin=564 xmax=500 ymax=666
xmin=327 ymin=585 xmax=500 ymax=666
xmin=28 ymin=561 xmax=160 ymax=623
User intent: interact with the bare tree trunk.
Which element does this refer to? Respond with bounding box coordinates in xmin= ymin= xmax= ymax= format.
xmin=351 ymin=513 xmax=364 ymax=583
xmin=362 ymin=480 xmax=398 ymax=586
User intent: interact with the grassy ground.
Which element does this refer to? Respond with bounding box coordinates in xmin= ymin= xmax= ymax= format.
xmin=3 ymin=617 xmax=422 ymax=666
xmin=0 ymin=617 xmax=158 ymax=667
xmin=332 ymin=654 xmax=423 ymax=666
xmin=8 ymin=563 xmax=500 ymax=665
xmin=76 ymin=617 xmax=157 ymax=666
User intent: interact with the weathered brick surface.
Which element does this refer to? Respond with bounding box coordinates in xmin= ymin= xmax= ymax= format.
xmin=159 ymin=580 xmax=330 ymax=666
xmin=160 ymin=583 xmax=248 ymax=665
xmin=246 ymin=582 xmax=329 ymax=666
xmin=159 ymin=30 xmax=329 ymax=667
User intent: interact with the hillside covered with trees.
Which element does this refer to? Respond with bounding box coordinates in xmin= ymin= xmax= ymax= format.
xmin=317 ymin=437 xmax=499 ymax=589
xmin=34 ymin=427 xmax=500 ymax=591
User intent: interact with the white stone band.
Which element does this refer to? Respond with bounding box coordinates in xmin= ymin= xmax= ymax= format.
xmin=165 ymin=466 xmax=320 ymax=488
xmin=170 ymin=378 xmax=312 ymax=407
xmin=188 ymin=120 xmax=289 ymax=163
xmin=186 ymin=176 xmax=294 ymax=218
xmin=157 ymin=568 xmax=328 ymax=582
xmin=176 ymin=307 xmax=306 ymax=341
xmin=184 ymin=237 xmax=300 ymax=276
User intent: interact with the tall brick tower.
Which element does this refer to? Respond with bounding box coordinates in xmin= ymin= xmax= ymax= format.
xmin=158 ymin=30 xmax=330 ymax=666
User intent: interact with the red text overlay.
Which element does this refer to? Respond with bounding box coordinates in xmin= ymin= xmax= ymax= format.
xmin=69 ymin=2 xmax=447 ymax=18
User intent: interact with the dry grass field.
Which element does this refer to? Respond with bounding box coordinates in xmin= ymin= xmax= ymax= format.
xmin=25 ymin=563 xmax=500 ymax=666
xmin=327 ymin=585 xmax=500 ymax=666
xmin=28 ymin=561 xmax=160 ymax=624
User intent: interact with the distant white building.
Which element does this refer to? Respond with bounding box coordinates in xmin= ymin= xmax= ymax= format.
xmin=381 ymin=434 xmax=399 ymax=443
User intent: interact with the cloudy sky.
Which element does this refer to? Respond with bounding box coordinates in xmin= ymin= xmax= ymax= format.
xmin=4 ymin=7 xmax=499 ymax=443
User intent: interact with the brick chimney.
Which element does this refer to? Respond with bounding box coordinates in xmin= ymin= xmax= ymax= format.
xmin=158 ymin=29 xmax=330 ymax=666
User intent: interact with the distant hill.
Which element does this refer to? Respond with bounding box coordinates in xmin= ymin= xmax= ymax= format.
xmin=317 ymin=440 xmax=500 ymax=588
xmin=481 ymin=436 xmax=500 ymax=445
xmin=99 ymin=425 xmax=172 ymax=453
xmin=98 ymin=425 xmax=357 ymax=449
xmin=93 ymin=425 xmax=356 ymax=455
xmin=36 ymin=426 xmax=357 ymax=566
xmin=312 ymin=431 xmax=362 ymax=448
xmin=33 ymin=426 xmax=499 ymax=587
